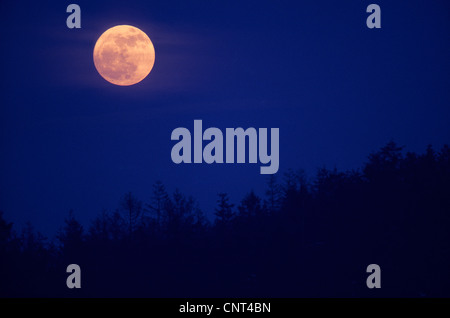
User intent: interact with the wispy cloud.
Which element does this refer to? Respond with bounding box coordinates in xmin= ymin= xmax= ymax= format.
xmin=40 ymin=19 xmax=216 ymax=94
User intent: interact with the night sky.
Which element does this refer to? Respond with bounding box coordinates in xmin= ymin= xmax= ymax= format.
xmin=1 ymin=0 xmax=449 ymax=235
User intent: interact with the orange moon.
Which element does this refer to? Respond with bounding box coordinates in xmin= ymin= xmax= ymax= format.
xmin=93 ymin=25 xmax=155 ymax=86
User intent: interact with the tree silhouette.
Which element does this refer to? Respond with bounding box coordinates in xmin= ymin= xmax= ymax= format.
xmin=120 ymin=192 xmax=143 ymax=236
xmin=265 ymin=175 xmax=281 ymax=214
xmin=0 ymin=211 xmax=12 ymax=250
xmin=88 ymin=209 xmax=126 ymax=242
xmin=238 ymin=190 xmax=263 ymax=218
xmin=364 ymin=140 xmax=404 ymax=181
xmin=0 ymin=142 xmax=449 ymax=297
xmin=57 ymin=210 xmax=84 ymax=260
xmin=163 ymin=189 xmax=206 ymax=239
xmin=21 ymin=222 xmax=47 ymax=254
xmin=215 ymin=193 xmax=235 ymax=225
xmin=146 ymin=180 xmax=169 ymax=227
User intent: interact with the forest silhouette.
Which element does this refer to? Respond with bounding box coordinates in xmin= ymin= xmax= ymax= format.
xmin=1 ymin=142 xmax=449 ymax=297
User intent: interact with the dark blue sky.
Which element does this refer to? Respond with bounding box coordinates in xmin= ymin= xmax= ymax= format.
xmin=1 ymin=0 xmax=449 ymax=235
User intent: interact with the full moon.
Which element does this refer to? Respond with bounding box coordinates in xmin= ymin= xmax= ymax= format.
xmin=93 ymin=25 xmax=155 ymax=86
